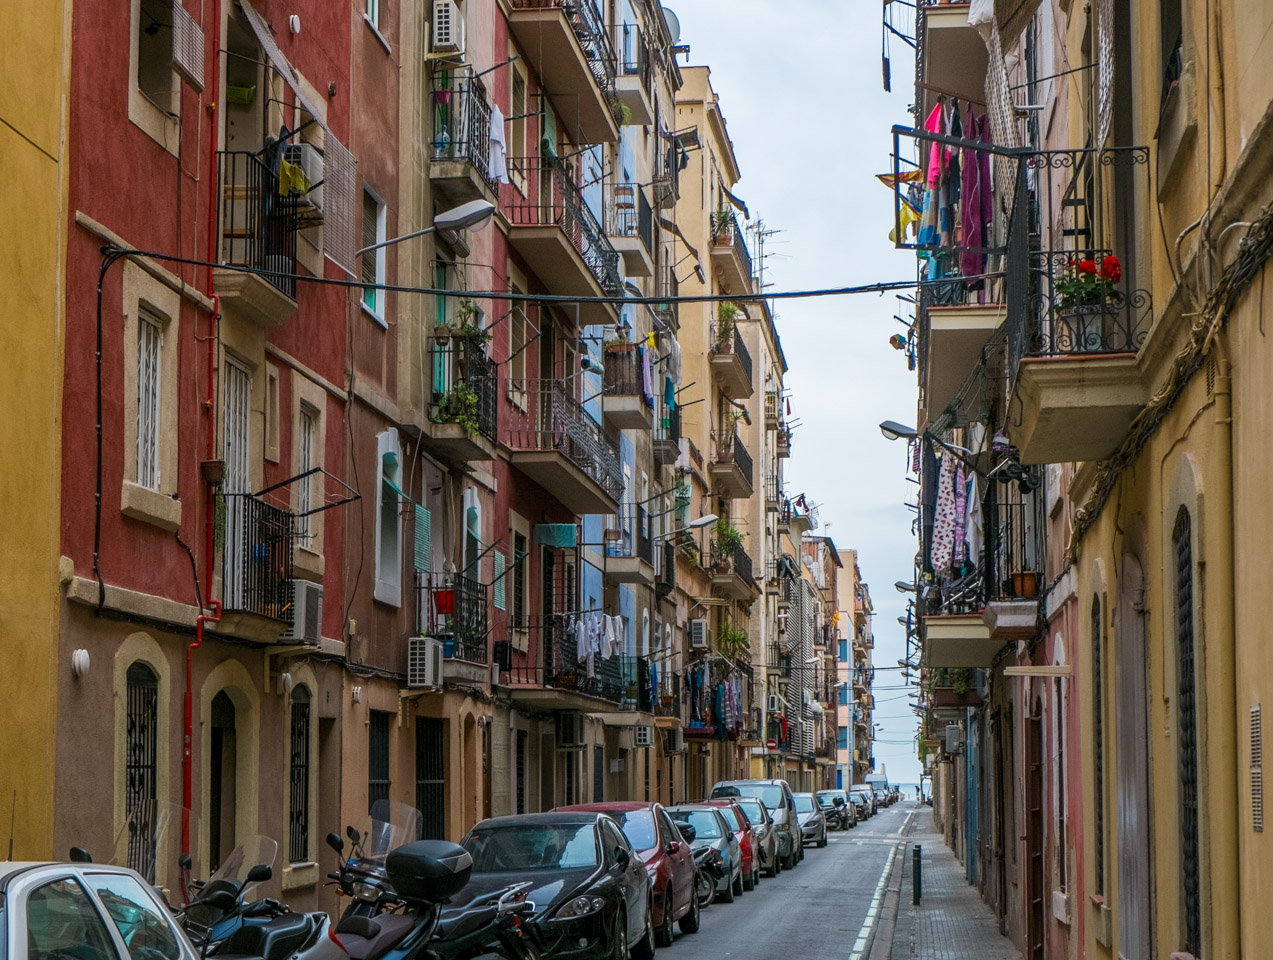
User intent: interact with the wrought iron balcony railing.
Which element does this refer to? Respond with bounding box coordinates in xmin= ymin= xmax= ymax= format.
xmin=709 ymin=538 xmax=756 ymax=589
xmin=217 ymin=151 xmax=298 ymax=299
xmin=711 ymin=325 xmax=754 ymax=386
xmin=502 ymin=155 xmax=622 ymax=295
xmin=712 ymin=431 xmax=754 ymax=487
xmin=984 ymin=496 xmax=1048 ymax=603
xmin=712 ymin=211 xmax=753 ymax=282
xmin=615 ymin=22 xmax=652 ymax=97
xmin=222 ymin=493 xmax=295 ymax=621
xmin=417 ymin=571 xmax=489 ymax=663
xmin=605 ymin=504 xmax=653 ymax=564
xmin=654 ymin=399 xmax=680 ymax=447
xmin=501 ymin=614 xmax=649 ymax=707
xmin=503 ymin=378 xmax=624 ymax=502
xmin=602 ymin=345 xmax=646 ymax=399
xmin=430 ymin=76 xmax=497 ymax=194
xmin=430 ymin=333 xmax=498 ymax=443
xmin=608 ymin=184 xmax=654 ymax=257
xmin=655 ymin=540 xmax=676 ymax=596
xmin=509 ymin=0 xmax=617 ymax=97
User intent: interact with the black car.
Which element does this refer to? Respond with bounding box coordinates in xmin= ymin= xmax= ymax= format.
xmin=459 ymin=812 xmax=655 ymax=960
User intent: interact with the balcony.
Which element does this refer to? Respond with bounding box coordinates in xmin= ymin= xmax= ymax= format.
xmin=504 ymin=378 xmax=623 ymax=514
xmin=613 ymin=23 xmax=654 ymax=125
xmin=429 ymin=76 xmax=499 ymax=208
xmin=417 ymin=571 xmax=489 ymax=685
xmin=655 ymin=540 xmax=676 ymax=598
xmin=922 ymin=612 xmax=998 ymax=668
xmin=218 ymin=493 xmax=295 ymax=644
xmin=1007 ymin=146 xmax=1153 ymax=464
xmin=502 ymin=155 xmax=621 ymax=325
xmin=506 ymin=0 xmax=619 ymax=145
xmin=915 ymin=2 xmax=988 ymax=126
xmin=501 ymin=617 xmax=649 ymax=711
xmin=428 ymin=333 xmax=498 ymax=460
xmin=776 ymin=498 xmax=792 ymax=534
xmin=215 ymin=151 xmax=299 ymax=328
xmin=603 ymin=504 xmax=654 ymax=584
xmin=653 ymin=401 xmax=681 ymax=466
xmin=981 ymin=497 xmax=1046 ymax=642
xmin=775 ymin=424 xmax=791 ymax=458
xmin=709 ymin=539 xmax=757 ymax=600
xmin=709 ymin=326 xmax=754 ymax=398
xmin=607 ymin=184 xmax=654 ymax=276
xmin=651 ymin=134 xmax=681 ymax=210
xmin=764 ymin=391 xmax=781 ymax=427
xmin=919 ymin=290 xmax=1006 ymax=428
xmin=709 ymin=211 xmax=753 ymax=295
xmin=709 ymin=432 xmax=754 ymax=499
xmin=764 ymin=474 xmax=781 ymax=512
xmin=601 ymin=346 xmax=653 ymax=430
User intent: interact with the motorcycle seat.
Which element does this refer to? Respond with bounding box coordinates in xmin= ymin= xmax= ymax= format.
xmin=436 ymin=904 xmax=498 ymax=943
xmin=218 ymin=912 xmax=315 ymax=960
xmin=334 ymin=913 xmax=416 ymax=960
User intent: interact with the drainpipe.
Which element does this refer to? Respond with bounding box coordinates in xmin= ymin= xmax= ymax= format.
xmin=184 ymin=0 xmax=223 ymax=873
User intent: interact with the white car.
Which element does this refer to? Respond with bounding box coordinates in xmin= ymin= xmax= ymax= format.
xmin=1 ymin=860 xmax=203 ymax=960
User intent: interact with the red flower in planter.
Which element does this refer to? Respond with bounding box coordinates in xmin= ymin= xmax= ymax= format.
xmin=1076 ymin=259 xmax=1098 ymax=275
xmin=1101 ymin=255 xmax=1122 ymax=282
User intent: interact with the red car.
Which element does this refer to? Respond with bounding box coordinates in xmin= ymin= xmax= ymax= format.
xmin=553 ymin=801 xmax=700 ymax=946
xmin=700 ymin=799 xmax=761 ymax=891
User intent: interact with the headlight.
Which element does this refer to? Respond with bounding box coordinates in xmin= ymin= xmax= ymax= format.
xmin=556 ymin=895 xmax=606 ymax=919
xmin=352 ymin=880 xmax=381 ymax=901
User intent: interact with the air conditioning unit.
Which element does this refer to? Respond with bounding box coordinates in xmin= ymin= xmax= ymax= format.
xmin=407 ymin=636 xmax=444 ymax=689
xmin=282 ymin=142 xmax=324 ymax=219
xmin=431 ymin=0 xmax=465 ymax=54
xmin=556 ymin=712 xmax=585 ymax=749
xmin=945 ymin=723 xmax=964 ymax=755
xmin=634 ymin=725 xmax=654 ymax=748
xmin=666 ymin=727 xmax=685 ymax=753
xmin=280 ymin=580 xmax=323 ymax=644
xmin=689 ymin=618 xmax=710 ymax=650
xmin=766 ymin=694 xmax=781 ymax=713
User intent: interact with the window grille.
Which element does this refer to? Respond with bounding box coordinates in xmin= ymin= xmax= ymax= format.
xmin=368 ymin=710 xmax=391 ymax=814
xmin=137 ymin=314 xmax=162 ymax=490
xmin=297 ymin=407 xmax=315 ymax=544
xmin=512 ymin=532 xmax=528 ymax=627
xmin=1252 ymin=705 xmax=1263 ymax=833
xmin=1173 ymin=508 xmax=1200 ymax=957
xmin=516 ymin=730 xmax=527 ymax=814
xmin=124 ymin=663 xmax=159 ymax=880
xmin=594 ymin=745 xmax=604 ymax=802
xmin=494 ymin=551 xmax=506 ymax=610
xmin=416 ymin=718 xmax=445 ymax=839
xmin=288 ymin=687 xmax=311 ymax=862
xmin=1092 ymin=595 xmax=1105 ymax=895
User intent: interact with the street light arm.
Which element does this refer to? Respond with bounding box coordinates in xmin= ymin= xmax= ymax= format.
xmin=354 ymin=224 xmax=435 ymax=259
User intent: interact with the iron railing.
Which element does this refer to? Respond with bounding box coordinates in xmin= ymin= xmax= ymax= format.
xmin=714 ymin=432 xmax=754 ymax=488
xmin=504 ymin=378 xmax=624 ymax=503
xmin=608 ymin=185 xmax=654 ymax=256
xmin=417 ymin=571 xmax=489 ymax=663
xmin=501 ymin=155 xmax=622 ymax=295
xmin=605 ymin=504 xmax=653 ymax=565
xmin=656 ymin=540 xmax=676 ymax=596
xmin=984 ymin=496 xmax=1048 ymax=603
xmin=217 ymin=151 xmax=298 ymax=299
xmin=654 ymin=397 xmax=681 ymax=455
xmin=652 ymin=132 xmax=681 ymax=209
xmin=602 ymin=346 xmax=646 ymax=399
xmin=713 ymin=211 xmax=753 ymax=284
xmin=222 ymin=493 xmax=295 ymax=622
xmin=711 ymin=325 xmax=754 ymax=388
xmin=764 ymin=474 xmax=782 ymax=506
xmin=764 ymin=391 xmax=781 ymax=423
xmin=710 ymin=538 xmax=756 ymax=589
xmin=509 ymin=0 xmax=617 ymax=97
xmin=502 ymin=615 xmax=646 ymax=706
xmin=430 ymin=333 xmax=498 ymax=443
xmin=615 ymin=23 xmax=652 ymax=97
xmin=430 ymin=76 xmax=497 ymax=194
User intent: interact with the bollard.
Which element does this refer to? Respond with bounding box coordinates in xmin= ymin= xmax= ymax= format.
xmin=912 ymin=844 xmax=922 ymax=904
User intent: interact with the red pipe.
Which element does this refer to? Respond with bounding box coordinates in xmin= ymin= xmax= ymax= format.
xmin=183 ymin=0 xmax=223 ymax=871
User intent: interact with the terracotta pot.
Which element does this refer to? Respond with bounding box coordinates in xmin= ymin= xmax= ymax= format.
xmin=1011 ymin=570 xmax=1038 ymax=598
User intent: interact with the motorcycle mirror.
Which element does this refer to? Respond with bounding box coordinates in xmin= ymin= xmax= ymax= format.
xmin=834 ymin=797 xmax=846 ymax=806
xmin=201 ymin=889 xmax=239 ymax=912
xmin=247 ymin=864 xmax=272 ymax=884
xmin=677 ymin=823 xmax=696 ymax=842
xmin=326 ymin=833 xmax=344 ymax=855
xmin=346 ymin=826 xmax=361 ymax=845
xmin=179 ymin=852 xmax=193 ymax=870
xmin=69 ymin=847 xmax=93 ymax=863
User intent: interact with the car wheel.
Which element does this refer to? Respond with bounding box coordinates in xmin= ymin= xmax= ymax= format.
xmin=679 ymin=889 xmax=701 ymax=935
xmin=609 ymin=909 xmax=629 ymax=960
xmin=743 ymin=866 xmax=755 ymax=891
xmin=818 ymin=830 xmax=828 ymax=848
xmin=631 ymin=901 xmax=656 ymax=960
xmin=655 ymin=893 xmax=675 ymax=948
xmin=732 ymin=868 xmax=743 ymax=897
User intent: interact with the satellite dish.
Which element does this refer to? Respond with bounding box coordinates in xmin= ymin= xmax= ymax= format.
xmin=661 ymin=6 xmax=681 ymax=45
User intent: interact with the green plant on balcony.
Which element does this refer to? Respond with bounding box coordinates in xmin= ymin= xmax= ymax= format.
xmin=717 ymin=620 xmax=749 ymax=658
xmin=712 ymin=208 xmax=733 ymax=243
xmin=435 ymin=382 xmax=481 ymax=437
xmin=1054 ymin=255 xmax=1123 ymax=308
xmin=715 ymin=301 xmax=740 ymax=345
xmin=928 ymin=666 xmax=973 ymax=695
xmin=447 ymin=298 xmax=492 ymax=343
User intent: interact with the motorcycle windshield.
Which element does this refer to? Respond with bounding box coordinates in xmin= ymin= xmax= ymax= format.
xmin=205 ymin=835 xmax=279 ymax=894
xmin=364 ymin=800 xmax=423 ymax=859
xmin=108 ymin=801 xmax=191 ymax=891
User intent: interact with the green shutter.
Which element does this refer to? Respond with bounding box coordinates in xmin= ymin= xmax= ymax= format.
xmin=494 ymin=551 xmax=506 ymax=610
xmin=414 ymin=505 xmax=431 ymax=573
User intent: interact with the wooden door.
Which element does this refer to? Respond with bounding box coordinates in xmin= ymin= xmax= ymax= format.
xmin=1026 ymin=705 xmax=1044 ymax=960
xmin=1116 ymin=555 xmax=1152 ymax=960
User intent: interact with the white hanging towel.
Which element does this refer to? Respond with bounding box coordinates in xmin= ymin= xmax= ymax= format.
xmin=488 ymin=104 xmax=509 ymax=184
xmin=602 ymin=615 xmax=616 ymax=659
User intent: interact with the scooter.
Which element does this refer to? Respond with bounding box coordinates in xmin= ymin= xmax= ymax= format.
xmin=326 ymin=800 xmax=423 ymax=920
xmin=692 ymin=846 xmax=724 ymax=910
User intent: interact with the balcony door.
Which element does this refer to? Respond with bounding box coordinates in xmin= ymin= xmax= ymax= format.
xmin=1116 ymin=554 xmax=1152 ymax=960
xmin=223 ymin=360 xmax=252 ymax=609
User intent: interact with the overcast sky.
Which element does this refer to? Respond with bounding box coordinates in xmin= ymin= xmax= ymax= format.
xmin=671 ymin=1 xmax=923 ymax=785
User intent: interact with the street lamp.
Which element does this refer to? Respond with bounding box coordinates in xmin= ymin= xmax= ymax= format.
xmin=879 ymin=420 xmax=918 ymax=442
xmin=354 ymin=198 xmax=496 ymax=259
xmin=894 ymin=580 xmax=916 ymax=593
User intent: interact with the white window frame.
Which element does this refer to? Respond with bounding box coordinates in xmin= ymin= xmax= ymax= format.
xmin=510 ymin=510 xmax=531 ymax=651
xmin=297 ymin=405 xmax=316 ymax=543
xmin=129 ymin=0 xmax=180 ymax=153
xmin=365 ymin=0 xmax=380 ymax=29
xmin=374 ymin=428 xmax=403 ymax=606
xmin=136 ymin=311 xmax=162 ymax=490
xmin=361 ymin=188 xmax=388 ymax=325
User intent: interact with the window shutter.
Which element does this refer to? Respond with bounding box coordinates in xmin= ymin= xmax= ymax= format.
xmin=414 ymin=505 xmax=431 ymax=573
xmin=361 ymin=193 xmax=378 ymax=284
xmin=494 ymin=551 xmax=506 ymax=610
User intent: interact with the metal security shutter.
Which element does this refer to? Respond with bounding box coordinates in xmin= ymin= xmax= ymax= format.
xmin=516 ymin=730 xmax=528 ymax=814
xmin=288 ymin=687 xmax=311 ymax=862
xmin=170 ymin=0 xmax=205 ymax=91
xmin=1092 ymin=596 xmax=1105 ymax=895
xmin=1173 ymin=509 xmax=1200 ymax=958
xmin=414 ymin=505 xmax=432 ymax=573
xmin=494 ymin=551 xmax=506 ymax=610
xmin=1253 ymin=705 xmax=1264 ymax=833
xmin=368 ymin=710 xmax=391 ymax=814
xmin=416 ymin=718 xmax=445 ymax=839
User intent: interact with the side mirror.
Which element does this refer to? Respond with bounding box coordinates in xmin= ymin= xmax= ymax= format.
xmin=179 ymin=852 xmax=193 ymax=871
xmin=346 ymin=825 xmax=361 ymax=846
xmin=326 ymin=833 xmax=344 ymax=855
xmin=614 ymin=847 xmax=631 ymax=869
xmin=69 ymin=847 xmax=93 ymax=863
xmin=834 ymin=797 xmax=846 ymax=807
xmin=665 ymin=841 xmax=681 ymax=855
xmin=247 ymin=864 xmax=272 ymax=884
xmin=201 ymin=889 xmax=239 ymax=912
xmin=677 ymin=823 xmax=696 ymax=843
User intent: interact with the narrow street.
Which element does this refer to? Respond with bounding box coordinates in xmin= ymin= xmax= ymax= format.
xmin=662 ymin=805 xmax=911 ymax=960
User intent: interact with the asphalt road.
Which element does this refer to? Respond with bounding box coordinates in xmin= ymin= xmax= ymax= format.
xmin=656 ymin=803 xmax=912 ymax=960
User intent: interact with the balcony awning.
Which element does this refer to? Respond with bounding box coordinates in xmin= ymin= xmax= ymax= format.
xmin=237 ymin=0 xmax=357 ymax=274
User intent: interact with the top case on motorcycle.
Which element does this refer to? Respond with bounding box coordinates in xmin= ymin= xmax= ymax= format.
xmin=217 ymin=912 xmax=315 ymax=960
xmin=333 ymin=914 xmax=417 ymax=960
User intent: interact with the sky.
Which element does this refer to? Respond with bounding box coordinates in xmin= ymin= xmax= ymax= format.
xmin=670 ymin=1 xmax=923 ymax=784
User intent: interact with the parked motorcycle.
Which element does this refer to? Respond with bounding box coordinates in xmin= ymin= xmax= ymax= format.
xmin=327 ymin=800 xmax=423 ymax=920
xmin=692 ymin=845 xmax=724 ymax=910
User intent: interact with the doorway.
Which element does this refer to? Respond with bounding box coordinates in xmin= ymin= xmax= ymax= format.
xmin=209 ymin=691 xmax=237 ymax=870
xmin=1025 ymin=702 xmax=1044 ymax=960
xmin=1116 ymin=555 xmax=1152 ymax=960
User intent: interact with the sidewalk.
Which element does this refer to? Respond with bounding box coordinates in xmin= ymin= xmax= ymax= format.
xmin=879 ymin=806 xmax=1022 ymax=960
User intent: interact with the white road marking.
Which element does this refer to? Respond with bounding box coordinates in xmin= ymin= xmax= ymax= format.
xmin=847 ymin=844 xmax=897 ymax=960
xmin=899 ymin=812 xmax=913 ymax=836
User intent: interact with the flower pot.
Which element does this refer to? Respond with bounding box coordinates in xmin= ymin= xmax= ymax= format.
xmin=1055 ymin=303 xmax=1123 ymax=353
xmin=605 ymin=342 xmax=635 ymax=353
xmin=434 ymin=89 xmax=452 ymax=104
xmin=433 ymin=324 xmax=451 ymax=346
xmin=1011 ymin=571 xmax=1038 ymax=598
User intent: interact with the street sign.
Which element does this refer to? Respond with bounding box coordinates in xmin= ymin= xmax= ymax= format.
xmin=766 ymin=738 xmax=778 ymax=750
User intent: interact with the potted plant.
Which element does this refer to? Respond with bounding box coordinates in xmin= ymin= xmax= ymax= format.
xmin=604 ymin=327 xmax=634 ymax=352
xmin=435 ymin=382 xmax=482 ymax=438
xmin=715 ymin=301 xmax=740 ymax=349
xmin=718 ymin=621 xmax=749 ymax=658
xmin=712 ymin=208 xmax=733 ymax=243
xmin=1011 ymin=562 xmax=1038 ymax=598
xmin=1052 ymin=254 xmax=1124 ymax=352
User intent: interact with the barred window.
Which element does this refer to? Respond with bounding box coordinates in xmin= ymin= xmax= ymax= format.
xmin=124 ymin=663 xmax=159 ymax=880
xmin=288 ymin=687 xmax=311 ymax=863
xmin=1092 ymin=595 xmax=1106 ymax=896
xmin=416 ymin=718 xmax=445 ymax=840
xmin=136 ymin=313 xmax=162 ymax=489
xmin=1174 ymin=507 xmax=1200 ymax=957
xmin=368 ymin=710 xmax=391 ymax=814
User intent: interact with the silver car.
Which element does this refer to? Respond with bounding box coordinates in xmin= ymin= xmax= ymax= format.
xmin=794 ymin=793 xmax=828 ymax=848
xmin=732 ymin=797 xmax=781 ymax=877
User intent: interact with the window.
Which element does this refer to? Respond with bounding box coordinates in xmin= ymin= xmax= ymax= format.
xmin=837 ymin=726 xmax=849 ymax=750
xmin=136 ymin=313 xmax=162 ymax=489
xmin=838 ymin=639 xmax=848 ymax=662
xmin=288 ymin=686 xmax=311 ymax=863
xmin=296 ymin=406 xmax=316 ymax=545
xmin=1092 ymin=595 xmax=1105 ymax=896
xmin=85 ymin=872 xmax=182 ymax=960
xmin=361 ymin=189 xmax=386 ymax=321
xmin=374 ymin=430 xmax=403 ymax=606
xmin=137 ymin=0 xmax=177 ymax=116
xmin=417 ymin=718 xmax=445 ymax=840
xmin=365 ymin=0 xmax=379 ymax=29
xmin=1174 ymin=507 xmax=1200 ymax=957
xmin=511 ymin=519 xmax=529 ymax=643
xmin=1055 ymin=676 xmax=1067 ymax=892
xmin=368 ymin=710 xmax=391 ymax=813
xmin=510 ymin=62 xmax=528 ymax=182
xmin=125 ymin=662 xmax=159 ymax=879
xmin=265 ymin=365 xmax=281 ymax=462
xmin=839 ymin=687 xmax=849 ymax=707
xmin=508 ymin=297 xmax=528 ymax=408
xmin=594 ymin=745 xmax=604 ymax=802
xmin=1161 ymin=0 xmax=1184 ymax=106
xmin=26 ymin=878 xmax=118 ymax=960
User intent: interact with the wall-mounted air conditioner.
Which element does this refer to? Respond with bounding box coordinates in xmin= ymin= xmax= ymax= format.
xmin=634 ymin=725 xmax=654 ymax=748
xmin=280 ymin=580 xmax=323 ymax=644
xmin=556 ymin=711 xmax=585 ymax=748
xmin=945 ymin=723 xmax=964 ymax=755
xmin=282 ymin=143 xmax=324 ymax=219
xmin=431 ymin=0 xmax=466 ymax=55
xmin=666 ymin=726 xmax=685 ymax=753
xmin=407 ymin=636 xmax=444 ymax=689
xmin=689 ymin=618 xmax=710 ymax=650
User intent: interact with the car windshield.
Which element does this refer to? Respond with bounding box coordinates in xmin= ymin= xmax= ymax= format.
xmin=464 ymin=824 xmax=598 ymax=872
xmin=817 ymin=795 xmax=837 ymax=807
xmin=606 ymin=810 xmax=657 ymax=852
xmin=712 ymin=783 xmax=784 ymax=808
xmin=851 ymin=793 xmax=867 ymax=803
xmin=793 ymin=795 xmax=816 ymax=813
xmin=717 ymin=807 xmax=741 ymax=830
xmin=735 ymin=800 xmax=766 ymax=824
xmin=669 ymin=810 xmax=722 ymax=839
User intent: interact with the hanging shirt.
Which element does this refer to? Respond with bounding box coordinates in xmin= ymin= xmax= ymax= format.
xmin=924 ymin=101 xmax=948 ymax=189
xmin=488 ymin=104 xmax=509 ymax=185
xmin=931 ymin=452 xmax=959 ymax=578
xmin=952 ymin=462 xmax=968 ymax=566
xmin=966 ymin=474 xmax=984 ymax=569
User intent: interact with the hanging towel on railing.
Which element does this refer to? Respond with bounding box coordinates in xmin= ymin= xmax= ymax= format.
xmin=488 ymin=104 xmax=509 ymax=184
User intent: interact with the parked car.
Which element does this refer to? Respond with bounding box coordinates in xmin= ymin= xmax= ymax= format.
xmin=816 ymin=789 xmax=856 ymax=829
xmin=730 ymin=797 xmax=780 ymax=877
xmin=666 ymin=805 xmax=743 ymax=903
xmin=874 ymin=788 xmax=891 ymax=808
xmin=847 ymin=790 xmax=872 ymax=821
xmin=793 ymin=793 xmax=828 ymax=848
xmin=709 ymin=778 xmax=802 ymax=869
xmin=553 ymin=801 xmax=699 ymax=945
xmin=459 ymin=812 xmax=656 ymax=960
xmin=852 ymin=783 xmax=878 ymax=817
xmin=699 ymin=799 xmax=761 ymax=890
